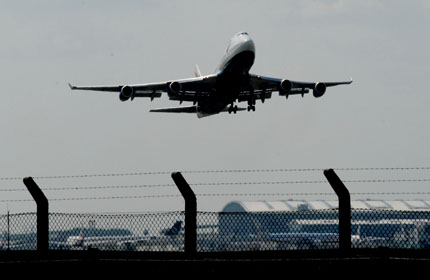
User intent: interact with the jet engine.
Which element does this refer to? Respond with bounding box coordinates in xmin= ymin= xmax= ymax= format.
xmin=168 ymin=81 xmax=182 ymax=97
xmin=119 ymin=85 xmax=134 ymax=101
xmin=280 ymin=79 xmax=292 ymax=94
xmin=313 ymin=82 xmax=326 ymax=98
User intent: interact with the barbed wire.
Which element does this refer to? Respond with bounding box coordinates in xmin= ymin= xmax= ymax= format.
xmin=0 ymin=194 xmax=180 ymax=203
xmin=0 ymin=183 xmax=175 ymax=192
xmin=2 ymin=166 xmax=430 ymax=180
xmin=1 ymin=178 xmax=430 ymax=192
xmin=2 ymin=191 xmax=430 ymax=203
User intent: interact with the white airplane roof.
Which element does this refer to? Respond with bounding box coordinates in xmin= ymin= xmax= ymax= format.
xmin=222 ymin=200 xmax=430 ymax=212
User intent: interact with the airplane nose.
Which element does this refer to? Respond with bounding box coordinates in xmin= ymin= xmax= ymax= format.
xmin=243 ymin=38 xmax=256 ymax=53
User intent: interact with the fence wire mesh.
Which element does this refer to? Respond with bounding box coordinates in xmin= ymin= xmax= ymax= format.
xmin=1 ymin=210 xmax=430 ymax=252
xmin=0 ymin=213 xmax=37 ymax=250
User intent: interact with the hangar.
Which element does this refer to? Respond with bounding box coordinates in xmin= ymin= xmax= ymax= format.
xmin=218 ymin=200 xmax=430 ymax=237
xmin=222 ymin=200 xmax=430 ymax=212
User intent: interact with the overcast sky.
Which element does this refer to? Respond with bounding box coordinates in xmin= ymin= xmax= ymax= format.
xmin=1 ymin=0 xmax=430 ymax=213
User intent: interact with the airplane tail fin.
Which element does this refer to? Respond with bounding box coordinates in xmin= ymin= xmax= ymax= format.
xmin=194 ymin=64 xmax=202 ymax=77
xmin=163 ymin=221 xmax=182 ymax=236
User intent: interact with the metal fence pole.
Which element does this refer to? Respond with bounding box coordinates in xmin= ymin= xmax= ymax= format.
xmin=23 ymin=177 xmax=49 ymax=252
xmin=7 ymin=211 xmax=10 ymax=250
xmin=323 ymin=169 xmax=351 ymax=251
xmin=171 ymin=172 xmax=197 ymax=254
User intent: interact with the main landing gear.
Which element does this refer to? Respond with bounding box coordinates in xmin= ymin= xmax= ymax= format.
xmin=247 ymin=99 xmax=256 ymax=112
xmin=228 ymin=104 xmax=238 ymax=114
xmin=227 ymin=101 xmax=256 ymax=114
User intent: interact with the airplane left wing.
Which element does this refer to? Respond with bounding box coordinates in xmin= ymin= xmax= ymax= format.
xmin=245 ymin=74 xmax=352 ymax=100
xmin=69 ymin=74 xmax=217 ymax=102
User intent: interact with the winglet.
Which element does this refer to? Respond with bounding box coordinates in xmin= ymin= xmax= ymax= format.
xmin=68 ymin=83 xmax=76 ymax=90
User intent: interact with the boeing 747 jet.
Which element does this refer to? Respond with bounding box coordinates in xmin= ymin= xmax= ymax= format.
xmin=69 ymin=32 xmax=352 ymax=118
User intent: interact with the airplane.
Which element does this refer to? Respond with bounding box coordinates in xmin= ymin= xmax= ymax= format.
xmin=69 ymin=31 xmax=352 ymax=118
xmin=251 ymin=219 xmax=359 ymax=250
xmin=256 ymin=231 xmax=339 ymax=250
xmin=65 ymin=220 xmax=183 ymax=250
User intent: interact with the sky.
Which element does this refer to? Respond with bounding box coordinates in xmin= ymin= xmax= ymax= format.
xmin=1 ymin=0 xmax=430 ymax=214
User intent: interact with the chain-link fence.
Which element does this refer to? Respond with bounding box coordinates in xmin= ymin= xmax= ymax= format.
xmin=1 ymin=209 xmax=430 ymax=252
xmin=0 ymin=213 xmax=37 ymax=250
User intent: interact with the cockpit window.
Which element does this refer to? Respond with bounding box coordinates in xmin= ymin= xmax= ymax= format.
xmin=226 ymin=32 xmax=249 ymax=53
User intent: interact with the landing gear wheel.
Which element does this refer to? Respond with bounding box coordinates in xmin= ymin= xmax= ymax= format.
xmin=229 ymin=104 xmax=238 ymax=114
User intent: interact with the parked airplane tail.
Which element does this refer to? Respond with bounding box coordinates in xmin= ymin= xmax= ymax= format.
xmin=162 ymin=221 xmax=183 ymax=236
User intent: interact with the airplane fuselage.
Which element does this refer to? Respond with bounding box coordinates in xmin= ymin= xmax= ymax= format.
xmin=198 ymin=32 xmax=256 ymax=117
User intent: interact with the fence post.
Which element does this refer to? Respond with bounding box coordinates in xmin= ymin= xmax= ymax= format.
xmin=23 ymin=177 xmax=49 ymax=252
xmin=323 ymin=169 xmax=351 ymax=251
xmin=171 ymin=172 xmax=196 ymax=254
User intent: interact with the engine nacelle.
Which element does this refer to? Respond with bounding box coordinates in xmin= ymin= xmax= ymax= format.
xmin=313 ymin=82 xmax=326 ymax=98
xmin=119 ymin=85 xmax=134 ymax=101
xmin=280 ymin=79 xmax=292 ymax=94
xmin=168 ymin=81 xmax=182 ymax=97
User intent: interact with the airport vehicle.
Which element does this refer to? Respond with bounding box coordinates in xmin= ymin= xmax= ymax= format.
xmin=69 ymin=32 xmax=352 ymax=118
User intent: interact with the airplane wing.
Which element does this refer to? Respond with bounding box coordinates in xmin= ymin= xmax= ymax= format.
xmin=70 ymin=73 xmax=351 ymax=104
xmin=69 ymin=74 xmax=217 ymax=102
xmin=239 ymin=74 xmax=353 ymax=102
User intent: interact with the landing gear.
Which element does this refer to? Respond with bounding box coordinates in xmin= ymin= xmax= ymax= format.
xmin=247 ymin=99 xmax=256 ymax=112
xmin=228 ymin=104 xmax=238 ymax=114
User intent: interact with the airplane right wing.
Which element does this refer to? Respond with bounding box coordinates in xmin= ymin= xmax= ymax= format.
xmin=69 ymin=73 xmax=218 ymax=102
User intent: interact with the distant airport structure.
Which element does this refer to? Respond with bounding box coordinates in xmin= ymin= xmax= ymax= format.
xmin=222 ymin=200 xmax=430 ymax=212
xmin=219 ymin=200 xmax=430 ymax=249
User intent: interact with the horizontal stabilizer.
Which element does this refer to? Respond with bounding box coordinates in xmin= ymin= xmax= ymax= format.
xmin=150 ymin=106 xmax=197 ymax=113
xmin=220 ymin=107 xmax=247 ymax=112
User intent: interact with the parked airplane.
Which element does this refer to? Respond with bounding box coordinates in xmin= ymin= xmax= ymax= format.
xmin=65 ymin=220 xmax=183 ymax=250
xmin=69 ymin=31 xmax=352 ymax=118
xmin=252 ymin=219 xmax=361 ymax=249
